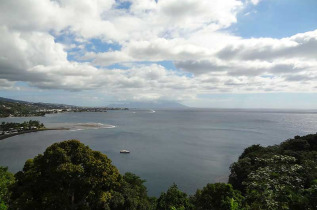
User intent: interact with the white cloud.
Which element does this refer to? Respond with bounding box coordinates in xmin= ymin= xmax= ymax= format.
xmin=0 ymin=79 xmax=15 ymax=90
xmin=250 ymin=0 xmax=261 ymax=5
xmin=83 ymin=51 xmax=132 ymax=66
xmin=0 ymin=0 xmax=316 ymax=103
xmin=217 ymin=30 xmax=317 ymax=61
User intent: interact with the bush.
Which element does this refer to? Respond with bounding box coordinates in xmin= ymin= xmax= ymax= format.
xmin=157 ymin=184 xmax=191 ymax=210
xmin=192 ymin=183 xmax=243 ymax=210
xmin=0 ymin=167 xmax=14 ymax=210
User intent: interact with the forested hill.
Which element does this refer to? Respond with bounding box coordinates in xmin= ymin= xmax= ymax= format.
xmin=0 ymin=98 xmax=43 ymax=117
xmin=0 ymin=97 xmax=76 ymax=117
xmin=0 ymin=97 xmax=76 ymax=110
xmin=1 ymin=133 xmax=317 ymax=209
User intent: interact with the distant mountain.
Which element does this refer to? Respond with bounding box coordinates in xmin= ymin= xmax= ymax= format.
xmin=107 ymin=101 xmax=188 ymax=109
xmin=0 ymin=97 xmax=188 ymax=111
xmin=0 ymin=97 xmax=27 ymax=104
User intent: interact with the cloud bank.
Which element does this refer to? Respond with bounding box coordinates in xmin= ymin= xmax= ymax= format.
xmin=0 ymin=0 xmax=316 ymax=101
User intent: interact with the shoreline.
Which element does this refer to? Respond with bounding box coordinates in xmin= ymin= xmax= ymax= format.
xmin=0 ymin=128 xmax=69 ymax=141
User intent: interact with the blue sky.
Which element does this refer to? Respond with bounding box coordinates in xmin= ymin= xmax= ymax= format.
xmin=0 ymin=0 xmax=316 ymax=108
xmin=232 ymin=0 xmax=317 ymax=38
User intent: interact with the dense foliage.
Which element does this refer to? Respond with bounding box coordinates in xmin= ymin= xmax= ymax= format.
xmin=8 ymin=140 xmax=154 ymax=210
xmin=0 ymin=167 xmax=14 ymax=210
xmin=10 ymin=140 xmax=123 ymax=209
xmin=109 ymin=172 xmax=155 ymax=210
xmin=157 ymin=184 xmax=191 ymax=210
xmin=0 ymin=101 xmax=45 ymax=117
xmin=229 ymin=133 xmax=317 ymax=209
xmin=1 ymin=120 xmax=45 ymax=133
xmin=1 ymin=134 xmax=317 ymax=209
xmin=191 ymin=183 xmax=243 ymax=210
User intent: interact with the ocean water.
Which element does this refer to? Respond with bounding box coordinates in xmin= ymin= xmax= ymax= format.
xmin=0 ymin=109 xmax=316 ymax=196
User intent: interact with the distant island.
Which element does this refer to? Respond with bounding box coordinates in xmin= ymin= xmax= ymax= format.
xmin=0 ymin=97 xmax=128 ymax=118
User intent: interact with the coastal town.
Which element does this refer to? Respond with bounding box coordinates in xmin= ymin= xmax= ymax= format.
xmin=0 ymin=97 xmax=128 ymax=118
xmin=0 ymin=120 xmax=45 ymax=139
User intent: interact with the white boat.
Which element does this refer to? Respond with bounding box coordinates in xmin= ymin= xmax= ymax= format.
xmin=120 ymin=150 xmax=130 ymax=153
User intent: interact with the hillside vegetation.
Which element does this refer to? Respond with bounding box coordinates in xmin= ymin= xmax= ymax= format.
xmin=0 ymin=100 xmax=45 ymax=118
xmin=1 ymin=134 xmax=317 ymax=209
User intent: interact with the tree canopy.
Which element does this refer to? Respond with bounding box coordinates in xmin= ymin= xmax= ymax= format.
xmin=229 ymin=133 xmax=317 ymax=209
xmin=192 ymin=183 xmax=243 ymax=210
xmin=0 ymin=166 xmax=14 ymax=210
xmin=156 ymin=183 xmax=191 ymax=210
xmin=109 ymin=172 xmax=155 ymax=210
xmin=10 ymin=140 xmax=122 ymax=209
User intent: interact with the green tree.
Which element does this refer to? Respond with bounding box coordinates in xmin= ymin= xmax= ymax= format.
xmin=10 ymin=140 xmax=122 ymax=209
xmin=244 ymin=155 xmax=305 ymax=209
xmin=229 ymin=145 xmax=279 ymax=193
xmin=157 ymin=184 xmax=191 ymax=210
xmin=0 ymin=167 xmax=14 ymax=210
xmin=110 ymin=172 xmax=155 ymax=210
xmin=304 ymin=180 xmax=317 ymax=209
xmin=192 ymin=183 xmax=243 ymax=210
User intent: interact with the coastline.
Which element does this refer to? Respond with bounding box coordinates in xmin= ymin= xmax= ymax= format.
xmin=0 ymin=128 xmax=69 ymax=141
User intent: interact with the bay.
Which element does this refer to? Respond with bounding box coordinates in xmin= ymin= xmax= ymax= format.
xmin=0 ymin=109 xmax=316 ymax=196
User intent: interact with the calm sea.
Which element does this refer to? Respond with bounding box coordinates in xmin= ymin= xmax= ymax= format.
xmin=0 ymin=109 xmax=316 ymax=196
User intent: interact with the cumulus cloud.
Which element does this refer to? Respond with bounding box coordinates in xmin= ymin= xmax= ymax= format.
xmin=0 ymin=26 xmax=68 ymax=82
xmin=217 ymin=31 xmax=317 ymax=61
xmin=0 ymin=0 xmax=316 ymax=102
xmin=0 ymin=79 xmax=15 ymax=90
xmin=175 ymin=59 xmax=227 ymax=74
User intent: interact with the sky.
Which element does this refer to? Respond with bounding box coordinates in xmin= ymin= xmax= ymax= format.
xmin=0 ymin=0 xmax=317 ymax=108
